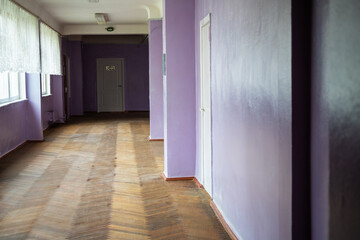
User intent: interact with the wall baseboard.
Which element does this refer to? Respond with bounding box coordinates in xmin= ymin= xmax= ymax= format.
xmin=148 ymin=137 xmax=164 ymax=142
xmin=161 ymin=175 xmax=205 ymax=189
xmin=210 ymin=200 xmax=238 ymax=240
xmin=193 ymin=177 xmax=204 ymax=189
xmin=161 ymin=173 xmax=194 ymax=181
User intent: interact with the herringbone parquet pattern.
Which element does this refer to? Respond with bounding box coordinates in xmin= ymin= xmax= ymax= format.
xmin=0 ymin=113 xmax=230 ymax=240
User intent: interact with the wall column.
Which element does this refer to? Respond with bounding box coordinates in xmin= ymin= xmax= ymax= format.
xmin=163 ymin=0 xmax=196 ymax=177
xmin=149 ymin=19 xmax=164 ymax=140
xmin=26 ymin=73 xmax=43 ymax=141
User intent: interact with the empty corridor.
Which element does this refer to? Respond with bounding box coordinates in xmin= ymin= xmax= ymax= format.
xmin=0 ymin=113 xmax=230 ymax=240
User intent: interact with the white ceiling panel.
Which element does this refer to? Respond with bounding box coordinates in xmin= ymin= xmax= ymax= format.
xmin=34 ymin=0 xmax=162 ymax=25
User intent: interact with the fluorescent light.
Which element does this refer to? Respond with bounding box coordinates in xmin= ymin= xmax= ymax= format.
xmin=95 ymin=13 xmax=107 ymax=25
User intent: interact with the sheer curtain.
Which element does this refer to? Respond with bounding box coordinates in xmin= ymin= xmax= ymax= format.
xmin=0 ymin=0 xmax=40 ymax=73
xmin=40 ymin=23 xmax=61 ymax=75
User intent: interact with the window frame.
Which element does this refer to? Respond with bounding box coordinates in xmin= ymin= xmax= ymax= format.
xmin=0 ymin=72 xmax=26 ymax=105
xmin=41 ymin=74 xmax=51 ymax=96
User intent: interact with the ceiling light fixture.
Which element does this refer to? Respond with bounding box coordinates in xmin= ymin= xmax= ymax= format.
xmin=95 ymin=13 xmax=108 ymax=25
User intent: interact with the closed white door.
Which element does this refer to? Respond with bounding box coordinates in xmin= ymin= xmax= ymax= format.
xmin=97 ymin=58 xmax=124 ymax=112
xmin=200 ymin=14 xmax=212 ymax=196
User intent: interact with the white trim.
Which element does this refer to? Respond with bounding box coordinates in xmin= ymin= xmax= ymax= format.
xmin=199 ymin=13 xmax=213 ymax=197
xmin=0 ymin=98 xmax=28 ymax=108
xmin=148 ymin=18 xmax=163 ymax=22
xmin=200 ymin=14 xmax=211 ymax=27
xmin=0 ymin=72 xmax=26 ymax=105
xmin=41 ymin=74 xmax=51 ymax=96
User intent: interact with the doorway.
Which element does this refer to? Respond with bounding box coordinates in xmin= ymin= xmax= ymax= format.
xmin=97 ymin=58 xmax=125 ymax=112
xmin=62 ymin=55 xmax=70 ymax=120
xmin=200 ymin=14 xmax=212 ymax=196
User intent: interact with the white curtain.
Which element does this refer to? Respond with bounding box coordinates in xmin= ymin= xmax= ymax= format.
xmin=40 ymin=23 xmax=61 ymax=75
xmin=0 ymin=0 xmax=40 ymax=73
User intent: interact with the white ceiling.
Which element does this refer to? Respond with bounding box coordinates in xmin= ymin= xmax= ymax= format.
xmin=34 ymin=0 xmax=162 ymax=25
xmin=14 ymin=0 xmax=163 ymax=35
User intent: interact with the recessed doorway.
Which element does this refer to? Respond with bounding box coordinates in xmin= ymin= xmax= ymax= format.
xmin=97 ymin=58 xmax=125 ymax=112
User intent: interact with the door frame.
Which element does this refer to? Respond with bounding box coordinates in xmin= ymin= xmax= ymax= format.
xmin=96 ymin=58 xmax=125 ymax=112
xmin=200 ymin=13 xmax=213 ymax=197
xmin=62 ymin=55 xmax=70 ymax=120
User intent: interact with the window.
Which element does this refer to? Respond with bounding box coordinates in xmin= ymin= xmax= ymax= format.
xmin=0 ymin=0 xmax=40 ymax=105
xmin=41 ymin=74 xmax=51 ymax=96
xmin=40 ymin=23 xmax=61 ymax=75
xmin=40 ymin=23 xmax=61 ymax=97
xmin=0 ymin=72 xmax=26 ymax=104
xmin=0 ymin=0 xmax=40 ymax=73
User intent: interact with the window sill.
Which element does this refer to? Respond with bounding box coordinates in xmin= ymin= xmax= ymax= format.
xmin=41 ymin=94 xmax=52 ymax=98
xmin=0 ymin=98 xmax=28 ymax=108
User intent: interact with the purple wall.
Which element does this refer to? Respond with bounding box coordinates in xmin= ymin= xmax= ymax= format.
xmin=62 ymin=39 xmax=83 ymax=116
xmin=149 ymin=20 xmax=164 ymax=140
xmin=194 ymin=1 xmax=291 ymax=239
xmin=41 ymin=75 xmax=64 ymax=130
xmin=312 ymin=0 xmax=360 ymax=239
xmin=0 ymin=100 xmax=28 ymax=157
xmin=82 ymin=44 xmax=149 ymax=112
xmin=0 ymin=73 xmax=64 ymax=158
xmin=163 ymin=0 xmax=196 ymax=177
xmin=311 ymin=1 xmax=329 ymax=239
xmin=41 ymin=95 xmax=53 ymax=130
xmin=70 ymin=41 xmax=83 ymax=116
xmin=51 ymin=75 xmax=65 ymax=124
xmin=0 ymin=73 xmax=43 ymax=156
xmin=26 ymin=73 xmax=43 ymax=141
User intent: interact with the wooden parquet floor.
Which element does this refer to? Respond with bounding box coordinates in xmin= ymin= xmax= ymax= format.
xmin=0 ymin=113 xmax=230 ymax=240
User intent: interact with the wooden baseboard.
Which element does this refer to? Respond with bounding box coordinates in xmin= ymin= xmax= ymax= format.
xmin=210 ymin=200 xmax=238 ymax=240
xmin=161 ymin=174 xmax=204 ymax=189
xmin=161 ymin=173 xmax=194 ymax=181
xmin=193 ymin=177 xmax=204 ymax=189
xmin=148 ymin=137 xmax=164 ymax=142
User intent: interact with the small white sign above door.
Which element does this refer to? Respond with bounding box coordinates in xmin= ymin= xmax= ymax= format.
xmin=105 ymin=66 xmax=116 ymax=71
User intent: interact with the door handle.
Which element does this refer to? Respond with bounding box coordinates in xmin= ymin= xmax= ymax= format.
xmin=118 ymin=85 xmax=122 ymax=87
xmin=200 ymin=108 xmax=205 ymax=112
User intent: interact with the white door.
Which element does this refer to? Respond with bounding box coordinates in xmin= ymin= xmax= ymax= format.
xmin=200 ymin=14 xmax=212 ymax=196
xmin=97 ymin=58 xmax=124 ymax=112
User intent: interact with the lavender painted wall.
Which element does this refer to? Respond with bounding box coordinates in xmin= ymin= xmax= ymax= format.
xmin=311 ymin=1 xmax=330 ymax=239
xmin=26 ymin=73 xmax=43 ymax=141
xmin=312 ymin=0 xmax=360 ymax=239
xmin=41 ymin=75 xmax=64 ymax=130
xmin=163 ymin=0 xmax=196 ymax=177
xmin=41 ymin=95 xmax=53 ymax=130
xmin=69 ymin=41 xmax=83 ymax=116
xmin=62 ymin=39 xmax=83 ymax=116
xmin=0 ymin=100 xmax=28 ymax=157
xmin=82 ymin=44 xmax=149 ymax=112
xmin=149 ymin=20 xmax=164 ymax=140
xmin=195 ymin=1 xmax=291 ymax=239
xmin=51 ymin=75 xmax=64 ymax=124
xmin=0 ymin=73 xmax=64 ymax=158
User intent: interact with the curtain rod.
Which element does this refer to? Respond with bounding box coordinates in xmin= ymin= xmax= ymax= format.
xmin=9 ymin=0 xmax=63 ymax=36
